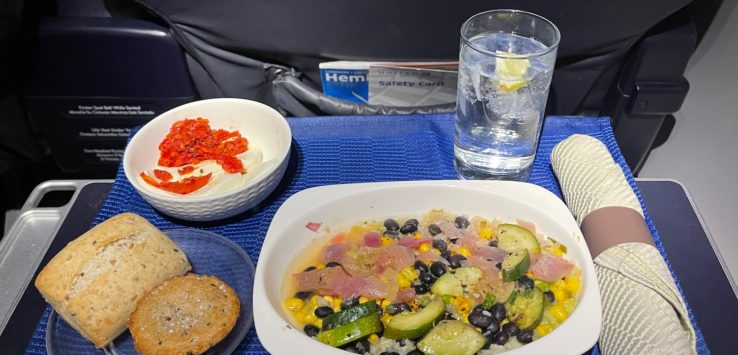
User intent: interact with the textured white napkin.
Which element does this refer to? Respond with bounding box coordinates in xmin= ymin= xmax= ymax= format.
xmin=551 ymin=134 xmax=696 ymax=355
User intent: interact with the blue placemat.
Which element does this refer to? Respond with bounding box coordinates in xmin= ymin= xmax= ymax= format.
xmin=25 ymin=114 xmax=708 ymax=355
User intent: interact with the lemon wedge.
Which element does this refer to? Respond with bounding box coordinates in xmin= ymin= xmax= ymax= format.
xmin=495 ymin=52 xmax=530 ymax=92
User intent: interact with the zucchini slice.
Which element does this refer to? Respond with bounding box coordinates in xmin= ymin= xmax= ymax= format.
xmin=417 ymin=320 xmax=486 ymax=355
xmin=322 ymin=301 xmax=377 ymax=331
xmin=501 ymin=249 xmax=531 ymax=282
xmin=384 ymin=296 xmax=445 ymax=339
xmin=497 ymin=224 xmax=541 ymax=255
xmin=507 ymin=288 xmax=545 ymax=330
xmin=316 ymin=312 xmax=383 ymax=347
xmin=430 ymin=267 xmax=483 ymax=297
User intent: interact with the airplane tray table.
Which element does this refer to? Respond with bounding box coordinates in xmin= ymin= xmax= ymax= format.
xmin=0 ymin=114 xmax=735 ymax=354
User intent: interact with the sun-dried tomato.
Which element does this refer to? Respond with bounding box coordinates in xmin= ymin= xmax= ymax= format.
xmin=157 ymin=117 xmax=248 ymax=173
xmin=177 ymin=166 xmax=195 ymax=175
xmin=140 ymin=118 xmax=248 ymax=194
xmin=153 ymin=169 xmax=173 ymax=181
xmin=140 ymin=172 xmax=212 ymax=195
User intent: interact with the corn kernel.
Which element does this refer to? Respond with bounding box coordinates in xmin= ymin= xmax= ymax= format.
xmin=316 ymin=263 xmax=326 ymax=269
xmin=398 ymin=277 xmax=411 ymax=289
xmin=304 ymin=313 xmax=317 ymax=324
xmin=349 ymin=225 xmax=365 ymax=238
xmin=310 ymin=295 xmax=320 ymax=305
xmin=552 ymin=288 xmax=568 ymax=303
xmin=401 ymin=267 xmax=418 ymax=281
xmin=284 ymin=297 xmax=304 ymax=313
xmin=368 ymin=334 xmax=380 ymax=344
xmin=418 ymin=243 xmax=431 ymax=252
xmin=414 ymin=232 xmax=421 ymax=240
xmin=322 ymin=295 xmax=335 ymax=303
xmin=551 ymin=279 xmax=566 ymax=291
xmin=455 ymin=247 xmax=471 ymax=257
xmin=359 ymin=296 xmax=370 ymax=304
xmin=536 ymin=324 xmax=554 ymax=336
xmin=479 ymin=228 xmax=493 ymax=240
xmin=549 ymin=304 xmax=568 ymax=322
xmin=333 ymin=298 xmax=343 ymax=311
xmin=552 ymin=248 xmax=564 ymax=257
xmin=381 ymin=314 xmax=393 ymax=324
xmin=381 ymin=236 xmax=393 ymax=246
xmin=381 ymin=299 xmax=391 ymax=310
xmin=462 ymin=313 xmax=469 ymax=324
xmin=452 ymin=297 xmax=472 ymax=314
xmin=313 ymin=318 xmax=323 ymax=329
xmin=564 ymin=276 xmax=580 ymax=294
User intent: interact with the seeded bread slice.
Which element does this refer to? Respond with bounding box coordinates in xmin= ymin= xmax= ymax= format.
xmin=129 ymin=274 xmax=240 ymax=355
xmin=34 ymin=213 xmax=191 ymax=347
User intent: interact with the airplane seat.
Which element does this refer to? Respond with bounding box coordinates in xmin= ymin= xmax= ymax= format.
xmin=22 ymin=0 xmax=707 ymax=173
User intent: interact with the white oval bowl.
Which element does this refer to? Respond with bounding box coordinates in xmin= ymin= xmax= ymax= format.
xmin=123 ymin=98 xmax=291 ymax=221
xmin=254 ymin=180 xmax=601 ymax=355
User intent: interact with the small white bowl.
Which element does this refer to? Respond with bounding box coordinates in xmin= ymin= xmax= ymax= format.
xmin=254 ymin=180 xmax=602 ymax=355
xmin=123 ymin=98 xmax=291 ymax=221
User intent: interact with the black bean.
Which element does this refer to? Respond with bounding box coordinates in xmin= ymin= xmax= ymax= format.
xmin=472 ymin=304 xmax=486 ymax=314
xmin=489 ymin=240 xmax=498 ymax=247
xmin=414 ymin=283 xmax=429 ymax=294
xmin=455 ymin=216 xmax=470 ymax=230
xmin=294 ymin=291 xmax=312 ymax=300
xmin=432 ymin=239 xmax=448 ymax=251
xmin=443 ymin=311 xmax=456 ymax=320
xmin=341 ymin=296 xmax=359 ymax=309
xmin=325 ymin=261 xmax=341 ymax=268
xmin=516 ymin=329 xmax=534 ymax=344
xmin=408 ymin=350 xmax=424 ymax=355
xmin=490 ymin=303 xmax=506 ymax=320
xmin=386 ymin=302 xmax=412 ymax=315
xmin=428 ymin=224 xmax=442 ymax=236
xmin=406 ymin=218 xmax=419 ymax=226
xmin=449 ymin=237 xmax=459 ymax=244
xmin=314 ymin=306 xmax=334 ymax=318
xmin=380 ymin=352 xmax=400 ymax=355
xmin=448 ymin=254 xmax=467 ymax=269
xmin=419 ymin=271 xmax=435 ymax=285
xmin=414 ymin=260 xmax=429 ymax=274
xmin=502 ymin=322 xmax=520 ymax=336
xmin=495 ymin=262 xmax=502 ymax=270
xmin=486 ymin=318 xmax=500 ymax=334
xmin=430 ymin=261 xmax=447 ymax=277
xmin=384 ymin=218 xmax=400 ymax=232
xmin=400 ymin=222 xmax=418 ymax=234
xmin=492 ymin=330 xmax=509 ymax=345
xmin=544 ymin=290 xmax=555 ymax=303
xmin=518 ymin=275 xmax=534 ymax=290
xmin=303 ymin=324 xmax=319 ymax=337
xmin=441 ymin=250 xmax=452 ymax=261
xmin=468 ymin=309 xmax=494 ymax=329
xmin=384 ymin=230 xmax=399 ymax=238
xmin=344 ymin=339 xmax=371 ymax=353
xmin=304 ymin=266 xmax=317 ymax=272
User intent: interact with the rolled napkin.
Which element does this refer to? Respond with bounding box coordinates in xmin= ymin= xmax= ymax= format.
xmin=551 ymin=134 xmax=696 ymax=355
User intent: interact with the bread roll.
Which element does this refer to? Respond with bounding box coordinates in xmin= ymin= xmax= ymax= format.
xmin=35 ymin=212 xmax=191 ymax=347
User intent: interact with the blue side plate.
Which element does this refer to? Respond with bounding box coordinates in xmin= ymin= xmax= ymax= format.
xmin=46 ymin=228 xmax=255 ymax=354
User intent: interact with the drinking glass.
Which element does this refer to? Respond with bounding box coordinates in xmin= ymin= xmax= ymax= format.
xmin=454 ymin=9 xmax=560 ymax=180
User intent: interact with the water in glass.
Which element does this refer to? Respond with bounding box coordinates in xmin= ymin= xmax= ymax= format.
xmin=455 ymin=32 xmax=554 ymax=180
